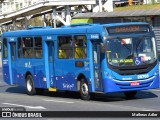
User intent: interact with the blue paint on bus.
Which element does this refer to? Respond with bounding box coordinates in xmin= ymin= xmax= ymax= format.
xmin=1 ymin=22 xmax=159 ymax=98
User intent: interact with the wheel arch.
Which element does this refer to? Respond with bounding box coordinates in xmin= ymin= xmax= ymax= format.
xmin=25 ymin=71 xmax=32 ymax=79
xmin=77 ymin=73 xmax=87 ymax=91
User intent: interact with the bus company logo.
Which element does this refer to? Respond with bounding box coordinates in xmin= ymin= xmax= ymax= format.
xmin=25 ymin=62 xmax=31 ymax=68
xmin=122 ymin=77 xmax=132 ymax=80
xmin=63 ymin=83 xmax=74 ymax=90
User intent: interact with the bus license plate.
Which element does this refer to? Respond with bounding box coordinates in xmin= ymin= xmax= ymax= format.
xmin=130 ymin=81 xmax=140 ymax=86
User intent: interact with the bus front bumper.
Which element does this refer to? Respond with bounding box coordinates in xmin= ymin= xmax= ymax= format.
xmin=103 ymin=74 xmax=159 ymax=93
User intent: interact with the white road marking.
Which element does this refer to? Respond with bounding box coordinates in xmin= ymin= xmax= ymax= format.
xmin=149 ymin=89 xmax=160 ymax=92
xmin=2 ymin=103 xmax=46 ymax=109
xmin=143 ymin=109 xmax=158 ymax=111
xmin=43 ymin=99 xmax=74 ymax=104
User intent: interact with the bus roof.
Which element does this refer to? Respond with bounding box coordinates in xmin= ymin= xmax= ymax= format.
xmin=2 ymin=22 xmax=149 ymax=37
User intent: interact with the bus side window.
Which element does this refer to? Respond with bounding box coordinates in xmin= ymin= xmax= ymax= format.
xmin=74 ymin=35 xmax=87 ymax=59
xmin=34 ymin=37 xmax=42 ymax=58
xmin=3 ymin=38 xmax=8 ymax=58
xmin=58 ymin=36 xmax=73 ymax=59
xmin=18 ymin=37 xmax=22 ymax=58
xmin=22 ymin=37 xmax=33 ymax=58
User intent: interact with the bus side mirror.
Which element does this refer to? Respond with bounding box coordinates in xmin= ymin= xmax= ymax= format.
xmin=100 ymin=43 xmax=106 ymax=53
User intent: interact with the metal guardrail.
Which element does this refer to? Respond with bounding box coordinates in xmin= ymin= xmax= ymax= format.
xmin=153 ymin=27 xmax=160 ymax=52
xmin=0 ymin=0 xmax=39 ymax=15
xmin=0 ymin=52 xmax=1 ymax=67
xmin=0 ymin=0 xmax=95 ymax=15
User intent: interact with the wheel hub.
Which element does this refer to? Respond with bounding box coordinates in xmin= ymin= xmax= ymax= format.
xmin=81 ymin=83 xmax=88 ymax=95
xmin=27 ymin=80 xmax=32 ymax=92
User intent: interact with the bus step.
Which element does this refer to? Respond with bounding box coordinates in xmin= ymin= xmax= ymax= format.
xmin=94 ymin=91 xmax=104 ymax=94
xmin=48 ymin=87 xmax=57 ymax=92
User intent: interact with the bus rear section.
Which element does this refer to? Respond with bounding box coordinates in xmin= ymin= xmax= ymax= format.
xmin=2 ymin=37 xmax=17 ymax=85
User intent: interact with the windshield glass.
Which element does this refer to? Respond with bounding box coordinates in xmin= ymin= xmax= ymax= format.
xmin=106 ymin=37 xmax=157 ymax=66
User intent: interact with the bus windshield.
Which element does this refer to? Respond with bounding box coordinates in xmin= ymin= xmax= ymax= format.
xmin=106 ymin=37 xmax=157 ymax=66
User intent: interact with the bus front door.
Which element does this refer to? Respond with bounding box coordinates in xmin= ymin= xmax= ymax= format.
xmin=92 ymin=42 xmax=103 ymax=91
xmin=46 ymin=41 xmax=55 ymax=88
xmin=9 ymin=42 xmax=17 ymax=85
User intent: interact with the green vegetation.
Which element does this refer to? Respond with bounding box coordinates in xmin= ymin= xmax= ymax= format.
xmin=114 ymin=3 xmax=160 ymax=11
xmin=29 ymin=17 xmax=43 ymax=26
xmin=71 ymin=19 xmax=93 ymax=24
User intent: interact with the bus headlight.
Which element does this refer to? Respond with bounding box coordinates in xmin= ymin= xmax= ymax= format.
xmin=103 ymin=36 xmax=107 ymax=41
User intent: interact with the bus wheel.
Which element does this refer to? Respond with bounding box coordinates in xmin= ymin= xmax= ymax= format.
xmin=124 ymin=91 xmax=137 ymax=99
xmin=80 ymin=79 xmax=91 ymax=100
xmin=26 ymin=75 xmax=36 ymax=95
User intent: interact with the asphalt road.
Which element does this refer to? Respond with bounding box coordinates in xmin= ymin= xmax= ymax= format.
xmin=0 ymin=67 xmax=160 ymax=120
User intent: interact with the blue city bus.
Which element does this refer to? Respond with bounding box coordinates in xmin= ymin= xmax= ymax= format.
xmin=1 ymin=22 xmax=159 ymax=100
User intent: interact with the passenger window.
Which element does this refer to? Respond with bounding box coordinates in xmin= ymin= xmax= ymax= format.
xmin=34 ymin=37 xmax=42 ymax=58
xmin=58 ymin=36 xmax=73 ymax=59
xmin=22 ymin=37 xmax=33 ymax=58
xmin=18 ymin=37 xmax=22 ymax=58
xmin=74 ymin=35 xmax=87 ymax=59
xmin=3 ymin=38 xmax=8 ymax=58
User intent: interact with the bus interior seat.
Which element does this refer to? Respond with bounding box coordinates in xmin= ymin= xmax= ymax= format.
xmin=24 ymin=49 xmax=34 ymax=58
xmin=59 ymin=50 xmax=66 ymax=58
xmin=75 ymin=48 xmax=83 ymax=58
xmin=35 ymin=50 xmax=42 ymax=58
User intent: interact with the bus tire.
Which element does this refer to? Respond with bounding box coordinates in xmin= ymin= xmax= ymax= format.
xmin=25 ymin=75 xmax=36 ymax=95
xmin=124 ymin=91 xmax=137 ymax=99
xmin=80 ymin=79 xmax=91 ymax=100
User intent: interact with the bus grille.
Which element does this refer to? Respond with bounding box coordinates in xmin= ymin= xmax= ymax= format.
xmin=109 ymin=61 xmax=157 ymax=75
xmin=113 ymin=76 xmax=154 ymax=89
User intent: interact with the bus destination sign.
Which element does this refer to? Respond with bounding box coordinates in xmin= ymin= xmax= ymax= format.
xmin=115 ymin=26 xmax=139 ymax=33
xmin=107 ymin=25 xmax=150 ymax=34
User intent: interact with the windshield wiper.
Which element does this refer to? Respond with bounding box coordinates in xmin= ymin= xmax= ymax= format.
xmin=135 ymin=37 xmax=145 ymax=57
xmin=136 ymin=38 xmax=144 ymax=50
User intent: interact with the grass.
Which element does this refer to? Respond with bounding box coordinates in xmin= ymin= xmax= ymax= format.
xmin=113 ymin=3 xmax=160 ymax=11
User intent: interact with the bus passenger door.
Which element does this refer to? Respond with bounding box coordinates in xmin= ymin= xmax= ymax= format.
xmin=2 ymin=38 xmax=10 ymax=85
xmin=9 ymin=42 xmax=17 ymax=84
xmin=92 ymin=42 xmax=103 ymax=91
xmin=46 ymin=41 xmax=55 ymax=88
